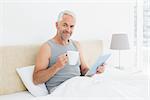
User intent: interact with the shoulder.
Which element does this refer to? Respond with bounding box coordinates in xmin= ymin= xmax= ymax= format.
xmin=38 ymin=41 xmax=51 ymax=57
xmin=41 ymin=42 xmax=51 ymax=51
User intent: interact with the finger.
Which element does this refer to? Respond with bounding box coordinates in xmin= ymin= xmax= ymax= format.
xmin=96 ymin=69 xmax=100 ymax=73
xmin=99 ymin=68 xmax=104 ymax=72
xmin=97 ymin=68 xmax=104 ymax=73
xmin=96 ymin=68 xmax=101 ymax=72
xmin=65 ymin=57 xmax=68 ymax=63
xmin=65 ymin=56 xmax=68 ymax=61
xmin=62 ymin=57 xmax=68 ymax=63
xmin=101 ymin=64 xmax=104 ymax=66
xmin=63 ymin=53 xmax=67 ymax=57
xmin=61 ymin=54 xmax=68 ymax=60
xmin=100 ymin=66 xmax=104 ymax=69
xmin=96 ymin=70 xmax=102 ymax=74
xmin=102 ymin=63 xmax=107 ymax=66
xmin=99 ymin=69 xmax=104 ymax=73
xmin=100 ymin=65 xmax=105 ymax=68
xmin=97 ymin=66 xmax=103 ymax=69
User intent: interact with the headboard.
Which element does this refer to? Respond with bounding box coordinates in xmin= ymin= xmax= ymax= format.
xmin=0 ymin=40 xmax=103 ymax=95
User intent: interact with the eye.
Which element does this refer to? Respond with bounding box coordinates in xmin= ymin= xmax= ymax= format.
xmin=70 ymin=25 xmax=74 ymax=28
xmin=63 ymin=23 xmax=67 ymax=27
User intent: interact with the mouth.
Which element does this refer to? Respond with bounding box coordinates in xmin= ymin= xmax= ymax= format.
xmin=63 ymin=32 xmax=71 ymax=36
xmin=61 ymin=32 xmax=71 ymax=40
xmin=63 ymin=33 xmax=70 ymax=36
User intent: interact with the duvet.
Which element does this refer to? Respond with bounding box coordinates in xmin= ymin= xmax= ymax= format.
xmin=34 ymin=73 xmax=149 ymax=100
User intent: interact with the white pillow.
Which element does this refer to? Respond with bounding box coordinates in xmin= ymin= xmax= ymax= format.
xmin=16 ymin=65 xmax=48 ymax=97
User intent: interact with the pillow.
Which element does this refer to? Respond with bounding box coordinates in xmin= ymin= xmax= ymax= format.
xmin=16 ymin=65 xmax=48 ymax=97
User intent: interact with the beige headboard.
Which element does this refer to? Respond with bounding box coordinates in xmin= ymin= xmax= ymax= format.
xmin=0 ymin=40 xmax=103 ymax=95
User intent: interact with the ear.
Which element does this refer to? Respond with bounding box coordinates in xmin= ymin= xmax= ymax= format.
xmin=56 ymin=22 xmax=58 ymax=28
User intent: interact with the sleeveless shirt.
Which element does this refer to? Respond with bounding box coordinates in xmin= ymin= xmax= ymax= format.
xmin=45 ymin=39 xmax=81 ymax=93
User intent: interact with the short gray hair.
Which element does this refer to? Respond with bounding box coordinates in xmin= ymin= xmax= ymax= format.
xmin=57 ymin=10 xmax=76 ymax=22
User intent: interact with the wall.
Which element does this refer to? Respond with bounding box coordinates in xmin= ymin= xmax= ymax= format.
xmin=0 ymin=0 xmax=135 ymax=46
xmin=0 ymin=0 xmax=136 ymax=68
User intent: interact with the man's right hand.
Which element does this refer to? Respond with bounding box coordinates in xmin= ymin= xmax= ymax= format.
xmin=54 ymin=53 xmax=68 ymax=70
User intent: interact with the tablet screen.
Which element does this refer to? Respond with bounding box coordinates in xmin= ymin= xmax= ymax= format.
xmin=85 ymin=53 xmax=111 ymax=76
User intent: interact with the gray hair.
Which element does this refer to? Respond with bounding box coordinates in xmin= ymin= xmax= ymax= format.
xmin=57 ymin=10 xmax=76 ymax=22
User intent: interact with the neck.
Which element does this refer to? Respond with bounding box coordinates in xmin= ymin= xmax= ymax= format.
xmin=53 ymin=35 xmax=69 ymax=45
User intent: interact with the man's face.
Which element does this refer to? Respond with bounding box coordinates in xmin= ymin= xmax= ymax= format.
xmin=56 ymin=15 xmax=75 ymax=41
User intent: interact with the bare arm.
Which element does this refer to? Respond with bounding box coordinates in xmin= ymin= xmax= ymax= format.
xmin=33 ymin=43 xmax=68 ymax=85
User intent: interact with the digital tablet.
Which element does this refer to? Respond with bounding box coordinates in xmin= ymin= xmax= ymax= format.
xmin=85 ymin=53 xmax=111 ymax=76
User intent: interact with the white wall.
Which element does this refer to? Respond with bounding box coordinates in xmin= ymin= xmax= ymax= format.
xmin=0 ymin=1 xmax=135 ymax=46
xmin=0 ymin=0 xmax=136 ymax=68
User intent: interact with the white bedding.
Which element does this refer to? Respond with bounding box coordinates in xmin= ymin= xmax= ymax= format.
xmin=49 ymin=75 xmax=148 ymax=98
xmin=0 ymin=67 xmax=149 ymax=100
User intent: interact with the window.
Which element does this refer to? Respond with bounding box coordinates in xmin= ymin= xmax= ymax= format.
xmin=143 ymin=0 xmax=150 ymax=47
xmin=135 ymin=0 xmax=150 ymax=72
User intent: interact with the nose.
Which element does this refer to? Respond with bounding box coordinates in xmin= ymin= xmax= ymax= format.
xmin=66 ymin=26 xmax=71 ymax=33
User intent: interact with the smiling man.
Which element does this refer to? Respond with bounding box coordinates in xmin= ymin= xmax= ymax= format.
xmin=33 ymin=10 xmax=105 ymax=94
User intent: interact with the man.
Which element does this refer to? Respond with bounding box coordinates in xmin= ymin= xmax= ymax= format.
xmin=33 ymin=10 xmax=105 ymax=93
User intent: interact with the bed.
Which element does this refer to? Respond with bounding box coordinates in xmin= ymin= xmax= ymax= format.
xmin=0 ymin=67 xmax=149 ymax=100
xmin=0 ymin=40 xmax=149 ymax=100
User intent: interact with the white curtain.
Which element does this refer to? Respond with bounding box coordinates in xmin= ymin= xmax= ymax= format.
xmin=135 ymin=0 xmax=150 ymax=74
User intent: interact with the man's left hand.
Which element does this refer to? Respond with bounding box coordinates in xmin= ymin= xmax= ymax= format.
xmin=96 ymin=64 xmax=105 ymax=74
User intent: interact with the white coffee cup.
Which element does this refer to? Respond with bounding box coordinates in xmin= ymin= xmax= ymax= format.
xmin=67 ymin=51 xmax=79 ymax=65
